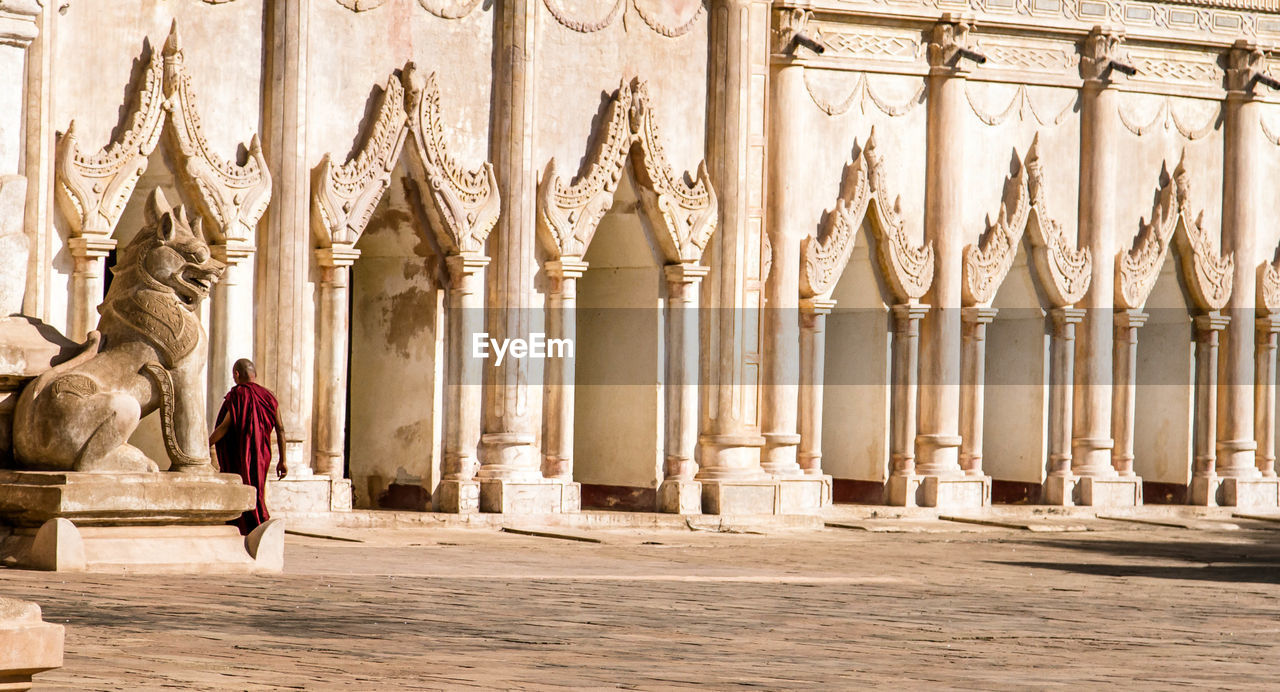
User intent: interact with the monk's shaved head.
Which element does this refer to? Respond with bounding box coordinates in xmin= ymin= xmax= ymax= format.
xmin=233 ymin=358 xmax=257 ymax=383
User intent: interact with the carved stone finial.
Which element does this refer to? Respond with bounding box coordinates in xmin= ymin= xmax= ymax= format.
xmin=1080 ymin=27 xmax=1129 ymax=83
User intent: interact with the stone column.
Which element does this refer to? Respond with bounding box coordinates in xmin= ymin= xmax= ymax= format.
xmin=1111 ymin=309 xmax=1147 ymax=476
xmin=890 ymin=303 xmax=928 ymax=479
xmin=760 ymin=38 xmax=807 ymax=479
xmin=1072 ymin=29 xmax=1125 ymax=479
xmin=312 ymin=246 xmax=358 ymax=480
xmin=1046 ymin=308 xmax=1084 ymax=477
xmin=66 ymin=236 xmax=115 ymax=342
xmin=697 ymin=0 xmax=772 ymax=513
xmin=541 ymin=258 xmax=586 ymax=481
xmin=1255 ymin=316 xmax=1280 ymax=478
xmin=208 ymin=242 xmax=255 ymax=423
xmin=958 ymin=307 xmax=997 ymax=476
xmin=435 ymin=253 xmax=489 ymax=513
xmin=1216 ymin=41 xmax=1264 ymax=480
xmin=260 ymin=0 xmax=313 ymax=474
xmin=18 ymin=0 xmax=54 ymax=319
xmin=797 ymin=297 xmax=835 ymax=476
xmin=658 ymin=263 xmax=708 ymax=513
xmin=1189 ymin=313 xmax=1229 ymax=504
xmin=914 ymin=19 xmax=971 ymax=481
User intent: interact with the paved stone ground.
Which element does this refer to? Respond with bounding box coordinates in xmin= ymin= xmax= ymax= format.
xmin=5 ymin=517 xmax=1280 ymax=690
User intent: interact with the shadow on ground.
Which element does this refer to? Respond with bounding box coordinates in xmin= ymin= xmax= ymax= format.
xmin=995 ymin=530 xmax=1280 ymax=584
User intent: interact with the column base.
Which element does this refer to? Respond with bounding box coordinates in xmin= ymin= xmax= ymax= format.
xmin=1189 ymin=476 xmax=1280 ymax=508
xmin=0 ymin=517 xmax=284 ymax=574
xmin=1043 ymin=475 xmax=1142 ymax=507
xmin=700 ymin=477 xmax=830 ymax=515
xmin=657 ymin=479 xmax=702 ymax=514
xmin=479 ymin=479 xmax=580 ymax=514
xmin=433 ymin=480 xmax=480 ymax=513
xmin=886 ymin=474 xmax=990 ymax=508
xmin=268 ymin=476 xmax=353 ymax=513
xmin=0 ymin=597 xmax=64 ymax=690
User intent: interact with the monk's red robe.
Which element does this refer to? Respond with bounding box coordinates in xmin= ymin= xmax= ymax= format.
xmin=214 ymin=382 xmax=279 ymax=535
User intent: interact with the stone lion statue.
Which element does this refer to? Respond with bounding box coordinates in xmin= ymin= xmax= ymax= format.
xmin=13 ymin=190 xmax=225 ymax=473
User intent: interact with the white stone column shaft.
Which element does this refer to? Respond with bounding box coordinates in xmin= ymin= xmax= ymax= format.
xmin=313 ymin=247 xmax=358 ymax=480
xmin=1110 ymin=309 xmax=1147 ymax=476
xmin=260 ymin=0 xmax=313 ymax=472
xmin=916 ymin=53 xmax=966 ymax=477
xmin=443 ymin=254 xmax=488 ymax=481
xmin=760 ymin=55 xmax=806 ymax=477
xmin=797 ymin=298 xmax=834 ymax=475
xmin=208 ymin=243 xmax=255 ymax=424
xmin=541 ymin=259 xmax=586 ymax=481
xmin=958 ymin=307 xmax=997 ymax=476
xmin=1216 ymin=58 xmax=1262 ymax=478
xmin=1255 ymin=317 xmax=1280 ymax=478
xmin=67 ymin=237 xmax=114 ymax=342
xmin=1048 ymin=308 xmax=1085 ymax=477
xmin=665 ymin=264 xmax=708 ymax=480
xmin=891 ymin=303 xmax=928 ymax=476
xmin=478 ymin=0 xmax=542 ymax=481
xmin=697 ymin=0 xmax=771 ymax=480
xmin=1193 ymin=314 xmax=1229 ymax=480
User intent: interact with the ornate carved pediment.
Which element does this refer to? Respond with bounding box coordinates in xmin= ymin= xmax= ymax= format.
xmin=628 ymin=79 xmax=717 ymax=264
xmin=402 ymin=64 xmax=500 ymax=256
xmin=312 ymin=74 xmax=409 ymax=247
xmin=1168 ymin=156 xmax=1233 ymax=311
xmin=962 ymin=151 xmax=1030 ymax=307
xmin=1022 ymin=137 xmax=1091 ymax=307
xmin=800 ymin=129 xmax=932 ymax=302
xmin=537 ymin=82 xmax=632 ymax=258
xmin=1117 ymin=153 xmax=1232 ymax=311
xmin=162 ymin=22 xmax=272 ymax=247
xmin=55 ymin=43 xmax=165 ymax=238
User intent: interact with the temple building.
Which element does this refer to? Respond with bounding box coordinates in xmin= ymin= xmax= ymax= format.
xmin=3 ymin=0 xmax=1280 ymax=517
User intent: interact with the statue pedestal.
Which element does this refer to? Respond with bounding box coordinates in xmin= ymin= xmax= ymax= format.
xmin=0 ymin=597 xmax=63 ymax=691
xmin=0 ymin=471 xmax=283 ymax=573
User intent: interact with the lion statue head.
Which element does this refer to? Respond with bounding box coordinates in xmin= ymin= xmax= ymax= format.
xmin=107 ymin=189 xmax=225 ymax=313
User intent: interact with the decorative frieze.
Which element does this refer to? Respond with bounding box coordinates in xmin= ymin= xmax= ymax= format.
xmin=1117 ymin=96 xmax=1221 ymax=140
xmin=417 ymin=0 xmax=484 ymax=19
xmin=632 ymin=0 xmax=705 ymax=38
xmin=964 ymin=83 xmax=1074 ymax=127
xmin=802 ymin=71 xmax=926 ymax=117
xmin=544 ymin=0 xmax=624 ymax=33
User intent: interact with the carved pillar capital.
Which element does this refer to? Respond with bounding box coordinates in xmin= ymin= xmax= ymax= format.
xmin=445 ymin=251 xmax=490 ymax=283
xmin=546 ymin=257 xmax=590 ymax=282
xmin=1114 ymin=308 xmax=1148 ymax=331
xmin=1194 ymin=312 xmax=1231 ymax=340
xmin=1226 ymin=40 xmax=1268 ymax=97
xmin=772 ymin=7 xmax=817 ymax=57
xmin=1257 ymin=315 xmax=1280 ymax=340
xmin=210 ymin=240 xmax=255 ymax=266
xmin=891 ymin=302 xmax=930 ymax=331
xmin=0 ymin=0 xmax=40 ymax=48
xmin=961 ymin=306 xmax=998 ymax=326
xmin=927 ymin=15 xmax=981 ymax=74
xmin=1050 ymin=306 xmax=1086 ymax=332
xmin=1080 ymin=26 xmax=1131 ymax=85
xmin=800 ymin=297 xmax=836 ymax=316
xmin=664 ymin=262 xmax=709 ymax=285
xmin=67 ymin=235 xmax=116 ymax=259
xmin=315 ymin=245 xmax=361 ymax=269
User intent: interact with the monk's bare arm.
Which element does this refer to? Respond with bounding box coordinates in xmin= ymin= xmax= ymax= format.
xmin=208 ymin=417 xmax=231 ymax=446
xmin=273 ymin=408 xmax=288 ymax=479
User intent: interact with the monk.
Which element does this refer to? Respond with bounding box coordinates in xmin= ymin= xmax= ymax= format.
xmin=209 ymin=359 xmax=288 ymax=535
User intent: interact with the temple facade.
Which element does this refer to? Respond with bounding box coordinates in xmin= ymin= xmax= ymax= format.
xmin=3 ymin=0 xmax=1280 ymax=515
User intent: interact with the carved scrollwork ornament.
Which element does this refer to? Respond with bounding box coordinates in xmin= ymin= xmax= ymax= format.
xmin=544 ymin=0 xmax=623 ymax=32
xmin=800 ymin=129 xmax=933 ymax=302
xmin=537 ymin=82 xmax=633 ymax=258
xmin=417 ymin=0 xmax=483 ymax=19
xmin=162 ymin=22 xmax=272 ymax=246
xmin=628 ymin=79 xmax=718 ymax=264
xmin=402 ymin=63 xmax=500 ymax=256
xmin=962 ymin=152 xmax=1031 ymax=307
xmin=632 ymin=0 xmax=704 ymax=38
xmin=312 ymin=75 xmax=409 ymax=248
xmin=55 ymin=43 xmax=165 ymax=238
xmin=1022 ymin=136 xmax=1091 ymax=307
xmin=1117 ymin=153 xmax=1233 ymax=312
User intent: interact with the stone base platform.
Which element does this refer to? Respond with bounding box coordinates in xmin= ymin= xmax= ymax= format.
xmin=657 ymin=479 xmax=702 ymax=514
xmin=1043 ymin=475 xmax=1143 ymax=507
xmin=886 ymin=474 xmax=991 ymax=508
xmin=0 ymin=597 xmax=63 ymax=691
xmin=434 ymin=479 xmax=480 ymax=513
xmin=700 ymin=476 xmax=831 ymax=515
xmin=1 ymin=518 xmax=284 ymax=573
xmin=479 ymin=479 xmax=580 ymax=514
xmin=267 ymin=475 xmax=352 ymax=513
xmin=0 ymin=471 xmax=281 ymax=573
xmin=1189 ymin=476 xmax=1280 ymax=508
